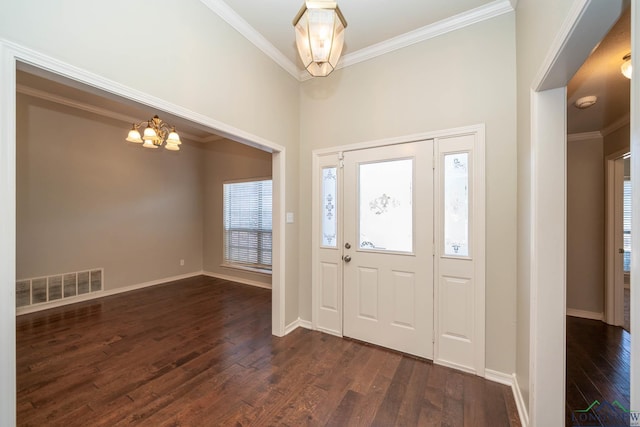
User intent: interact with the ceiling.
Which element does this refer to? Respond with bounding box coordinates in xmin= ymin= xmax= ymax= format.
xmin=567 ymin=6 xmax=631 ymax=135
xmin=202 ymin=0 xmax=515 ymax=79
xmin=16 ymin=0 xmax=630 ymax=139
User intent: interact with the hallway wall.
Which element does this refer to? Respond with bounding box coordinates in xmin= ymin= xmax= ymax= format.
xmin=566 ymin=135 xmax=605 ymax=316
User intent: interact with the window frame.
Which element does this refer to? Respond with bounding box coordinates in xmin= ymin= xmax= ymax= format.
xmin=222 ymin=177 xmax=273 ymax=274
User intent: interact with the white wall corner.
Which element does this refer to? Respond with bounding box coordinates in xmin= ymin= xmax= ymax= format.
xmin=283 ymin=318 xmax=314 ymax=335
xmin=298 ymin=319 xmax=313 ymax=330
xmin=284 ymin=318 xmax=301 ymax=335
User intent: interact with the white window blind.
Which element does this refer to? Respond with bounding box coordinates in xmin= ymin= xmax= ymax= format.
xmin=223 ymin=179 xmax=272 ymax=270
xmin=624 ymin=179 xmax=632 ymax=272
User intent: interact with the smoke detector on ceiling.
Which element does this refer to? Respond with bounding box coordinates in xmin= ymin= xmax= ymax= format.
xmin=574 ymin=95 xmax=598 ymax=109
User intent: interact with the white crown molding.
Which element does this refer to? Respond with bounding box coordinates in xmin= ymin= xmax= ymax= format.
xmin=337 ymin=0 xmax=513 ymax=72
xmin=601 ymin=113 xmax=630 ymax=137
xmin=199 ymin=0 xmax=301 ymax=79
xmin=203 ymin=0 xmax=514 ymax=82
xmin=17 ymin=84 xmax=212 ymax=144
xmin=567 ymin=130 xmax=602 ymax=142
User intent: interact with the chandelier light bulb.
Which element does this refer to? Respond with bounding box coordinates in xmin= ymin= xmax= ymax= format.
xmin=125 ymin=126 xmax=143 ymax=143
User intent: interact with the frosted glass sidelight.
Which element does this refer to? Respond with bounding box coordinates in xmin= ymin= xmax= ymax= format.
xmin=359 ymin=159 xmax=413 ymax=252
xmin=322 ymin=167 xmax=338 ymax=247
xmin=444 ymin=153 xmax=469 ymax=256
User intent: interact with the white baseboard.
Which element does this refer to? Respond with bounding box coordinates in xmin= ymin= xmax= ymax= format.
xmin=566 ymin=308 xmax=604 ymax=321
xmin=299 ymin=319 xmax=313 ymax=330
xmin=434 ymin=359 xmax=477 ymax=375
xmin=512 ymin=373 xmax=529 ymax=427
xmin=283 ymin=318 xmax=314 ymax=335
xmin=485 ymin=369 xmax=513 ymax=386
xmin=16 ymin=271 xmax=203 ymax=316
xmin=483 ymin=370 xmax=528 ymax=427
xmin=284 ymin=318 xmax=300 ymax=335
xmin=202 ymin=271 xmax=272 ymax=290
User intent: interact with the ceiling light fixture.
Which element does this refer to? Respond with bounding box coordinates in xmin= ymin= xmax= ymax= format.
xmin=293 ymin=1 xmax=347 ymax=77
xmin=621 ymin=53 xmax=632 ymax=79
xmin=125 ymin=115 xmax=181 ymax=151
xmin=574 ymin=95 xmax=598 ymax=109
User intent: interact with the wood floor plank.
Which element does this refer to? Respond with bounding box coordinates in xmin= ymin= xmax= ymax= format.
xmin=566 ymin=316 xmax=631 ymax=427
xmin=17 ymin=276 xmax=521 ymax=426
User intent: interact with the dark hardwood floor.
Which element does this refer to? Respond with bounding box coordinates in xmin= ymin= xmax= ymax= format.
xmin=565 ymin=316 xmax=631 ymax=427
xmin=17 ymin=276 xmax=521 ymax=426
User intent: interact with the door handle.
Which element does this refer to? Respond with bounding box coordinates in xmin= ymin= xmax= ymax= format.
xmin=343 ymin=255 xmax=351 ymax=263
xmin=619 ymin=248 xmax=625 ymax=254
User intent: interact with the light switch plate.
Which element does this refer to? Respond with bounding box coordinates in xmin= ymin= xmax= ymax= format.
xmin=286 ymin=212 xmax=294 ymax=223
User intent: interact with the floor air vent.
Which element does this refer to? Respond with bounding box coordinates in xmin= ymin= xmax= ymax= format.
xmin=16 ymin=269 xmax=103 ymax=308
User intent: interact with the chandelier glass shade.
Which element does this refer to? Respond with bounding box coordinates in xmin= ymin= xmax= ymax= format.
xmin=293 ymin=1 xmax=347 ymax=77
xmin=125 ymin=115 xmax=182 ymax=151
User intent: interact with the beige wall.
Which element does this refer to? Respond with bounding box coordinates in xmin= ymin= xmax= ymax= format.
xmin=18 ymin=94 xmax=275 ymax=291
xmin=566 ymin=136 xmax=605 ymax=314
xmin=203 ymin=139 xmax=273 ymax=286
xmin=1 ymin=0 xmax=301 ymax=325
xmin=515 ymin=0 xmax=577 ymax=408
xmin=604 ymin=124 xmax=631 ymax=157
xmin=299 ymin=14 xmax=518 ymax=374
xmin=17 ymin=93 xmax=204 ymax=288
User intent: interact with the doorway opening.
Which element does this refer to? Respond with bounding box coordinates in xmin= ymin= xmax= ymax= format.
xmin=564 ymin=4 xmax=631 ymax=424
xmin=0 ymin=40 xmax=288 ymax=422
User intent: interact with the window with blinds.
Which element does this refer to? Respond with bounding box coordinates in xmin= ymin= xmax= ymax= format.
xmin=223 ymin=179 xmax=272 ymax=271
xmin=624 ymin=179 xmax=632 ymax=272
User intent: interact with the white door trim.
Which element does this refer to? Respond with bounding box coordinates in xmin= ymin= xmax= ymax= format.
xmin=604 ymin=150 xmax=629 ymax=327
xmin=526 ymin=0 xmax=632 ymax=424
xmin=311 ymin=123 xmax=486 ymax=375
xmin=0 ymin=39 xmax=288 ymax=425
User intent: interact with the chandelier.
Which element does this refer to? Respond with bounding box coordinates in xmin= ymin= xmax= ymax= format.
xmin=293 ymin=1 xmax=347 ymax=77
xmin=125 ymin=115 xmax=182 ymax=151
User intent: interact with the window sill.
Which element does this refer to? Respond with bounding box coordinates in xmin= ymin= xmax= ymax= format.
xmin=220 ymin=264 xmax=272 ymax=276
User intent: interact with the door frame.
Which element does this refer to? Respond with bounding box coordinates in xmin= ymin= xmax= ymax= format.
xmin=0 ymin=39 xmax=288 ymax=423
xmin=526 ymin=0 xmax=635 ymax=423
xmin=605 ymin=149 xmax=630 ymax=327
xmin=311 ymin=123 xmax=486 ymax=375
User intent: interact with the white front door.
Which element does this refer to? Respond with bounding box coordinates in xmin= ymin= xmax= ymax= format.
xmin=342 ymin=141 xmax=434 ymax=358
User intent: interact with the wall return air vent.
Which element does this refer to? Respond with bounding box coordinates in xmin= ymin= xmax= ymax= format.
xmin=16 ymin=269 xmax=103 ymax=309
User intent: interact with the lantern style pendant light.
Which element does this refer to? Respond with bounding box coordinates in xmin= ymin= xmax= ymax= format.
xmin=293 ymin=1 xmax=347 ymax=77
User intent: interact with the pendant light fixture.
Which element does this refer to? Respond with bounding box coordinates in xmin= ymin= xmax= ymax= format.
xmin=621 ymin=53 xmax=632 ymax=79
xmin=125 ymin=115 xmax=182 ymax=151
xmin=293 ymin=1 xmax=347 ymax=77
